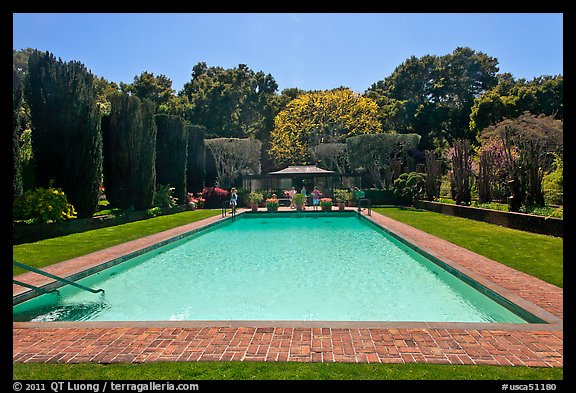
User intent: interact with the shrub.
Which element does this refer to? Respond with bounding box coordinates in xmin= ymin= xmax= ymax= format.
xmin=393 ymin=172 xmax=426 ymax=205
xmin=154 ymin=184 xmax=178 ymax=208
xmin=255 ymin=189 xmax=283 ymax=199
xmin=542 ymin=155 xmax=563 ymax=205
xmin=146 ymin=207 xmax=162 ymax=217
xmin=201 ymin=186 xmax=229 ymax=208
xmin=247 ymin=192 xmax=264 ymax=205
xmin=362 ymin=189 xmax=397 ymax=204
xmin=333 ymin=189 xmax=353 ymax=202
xmin=292 ymin=193 xmax=306 ymax=206
xmin=13 ymin=186 xmax=77 ymax=223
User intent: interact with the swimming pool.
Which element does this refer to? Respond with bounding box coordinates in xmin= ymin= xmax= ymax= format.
xmin=13 ymin=212 xmax=542 ymax=323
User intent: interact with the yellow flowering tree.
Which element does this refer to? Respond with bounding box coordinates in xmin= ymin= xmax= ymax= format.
xmin=269 ymin=88 xmax=382 ymax=166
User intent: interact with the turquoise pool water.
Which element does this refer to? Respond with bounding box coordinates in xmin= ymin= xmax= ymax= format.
xmin=13 ymin=214 xmax=530 ymax=323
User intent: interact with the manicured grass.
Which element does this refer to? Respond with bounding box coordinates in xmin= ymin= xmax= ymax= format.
xmin=13 ymin=209 xmax=221 ymax=276
xmin=373 ymin=206 xmax=563 ymax=288
xmin=12 ymin=362 xmax=563 ymax=380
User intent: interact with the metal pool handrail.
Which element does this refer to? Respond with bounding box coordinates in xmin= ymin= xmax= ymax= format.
xmin=13 ymin=260 xmax=105 ymax=294
xmin=13 ymin=279 xmax=59 ymax=295
xmin=358 ymin=198 xmax=372 ymax=216
xmin=221 ymin=200 xmax=236 ymax=219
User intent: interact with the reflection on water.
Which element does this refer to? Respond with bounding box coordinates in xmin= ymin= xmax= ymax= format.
xmin=14 ymin=293 xmax=109 ymax=322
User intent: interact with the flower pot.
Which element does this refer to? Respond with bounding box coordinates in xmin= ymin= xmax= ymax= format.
xmin=296 ymin=204 xmax=305 ymax=211
xmin=337 ymin=201 xmax=346 ymax=210
xmin=321 ymin=205 xmax=332 ymax=211
xmin=250 ymin=203 xmax=259 ymax=212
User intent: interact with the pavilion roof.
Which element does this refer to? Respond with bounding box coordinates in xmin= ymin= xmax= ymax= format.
xmin=267 ymin=165 xmax=334 ymax=175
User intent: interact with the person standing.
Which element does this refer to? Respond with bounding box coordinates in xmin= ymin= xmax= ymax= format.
xmin=230 ymin=187 xmax=238 ymax=214
xmin=289 ymin=186 xmax=297 ymax=209
xmin=311 ymin=186 xmax=322 ymax=211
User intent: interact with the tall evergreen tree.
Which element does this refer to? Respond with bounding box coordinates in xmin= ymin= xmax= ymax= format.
xmin=102 ymin=93 xmax=157 ymax=210
xmin=186 ymin=124 xmax=206 ymax=193
xmin=155 ymin=114 xmax=188 ymax=203
xmin=25 ymin=50 xmax=102 ymax=218
xmin=13 ymin=62 xmax=24 ymax=200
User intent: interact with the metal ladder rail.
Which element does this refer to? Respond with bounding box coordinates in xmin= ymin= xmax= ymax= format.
xmin=221 ymin=200 xmax=236 ymax=219
xmin=13 ymin=279 xmax=59 ymax=295
xmin=358 ymin=198 xmax=372 ymax=216
xmin=13 ymin=261 xmax=105 ymax=294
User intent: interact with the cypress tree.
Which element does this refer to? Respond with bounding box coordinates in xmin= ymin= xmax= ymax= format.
xmin=13 ymin=65 xmax=24 ymax=201
xmin=102 ymin=93 xmax=157 ymax=210
xmin=25 ymin=50 xmax=102 ymax=218
xmin=185 ymin=124 xmax=206 ymax=193
xmin=155 ymin=114 xmax=188 ymax=204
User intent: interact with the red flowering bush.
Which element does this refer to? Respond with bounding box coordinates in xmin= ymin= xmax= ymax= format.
xmin=201 ymin=187 xmax=229 ymax=208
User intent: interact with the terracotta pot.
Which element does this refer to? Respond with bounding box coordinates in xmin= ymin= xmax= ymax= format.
xmin=250 ymin=203 xmax=259 ymax=212
xmin=338 ymin=202 xmax=346 ymax=210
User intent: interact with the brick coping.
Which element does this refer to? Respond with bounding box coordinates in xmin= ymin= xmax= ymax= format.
xmin=13 ymin=208 xmax=563 ymax=366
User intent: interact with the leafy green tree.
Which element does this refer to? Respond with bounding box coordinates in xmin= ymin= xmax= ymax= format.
xmin=155 ymin=114 xmax=188 ymax=204
xmin=121 ymin=71 xmax=175 ymax=112
xmin=365 ymin=47 xmax=499 ymax=149
xmin=270 ymin=88 xmax=382 ymax=166
xmin=181 ymin=62 xmax=278 ymax=140
xmin=25 ymin=50 xmax=103 ymax=218
xmin=93 ymin=75 xmax=120 ymax=115
xmin=158 ymin=94 xmax=193 ymax=119
xmin=275 ymin=87 xmax=309 ymax=111
xmin=101 ymin=93 xmax=157 ymax=210
xmin=469 ymin=75 xmax=563 ymax=135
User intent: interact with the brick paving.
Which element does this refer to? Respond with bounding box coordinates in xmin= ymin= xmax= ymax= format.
xmin=13 ymin=208 xmax=563 ymax=367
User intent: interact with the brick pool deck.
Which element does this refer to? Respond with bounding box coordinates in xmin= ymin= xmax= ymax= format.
xmin=13 ymin=208 xmax=563 ymax=367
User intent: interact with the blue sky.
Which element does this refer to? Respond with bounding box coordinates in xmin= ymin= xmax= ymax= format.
xmin=13 ymin=13 xmax=563 ymax=93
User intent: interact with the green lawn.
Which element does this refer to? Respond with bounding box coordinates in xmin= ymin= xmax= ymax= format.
xmin=373 ymin=206 xmax=563 ymax=288
xmin=12 ymin=362 xmax=562 ymax=380
xmin=13 ymin=209 xmax=221 ymax=276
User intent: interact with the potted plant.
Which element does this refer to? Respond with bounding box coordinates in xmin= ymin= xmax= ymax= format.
xmin=247 ymin=192 xmax=264 ymax=212
xmin=265 ymin=197 xmax=280 ymax=212
xmin=319 ymin=198 xmax=333 ymax=211
xmin=292 ymin=193 xmax=306 ymax=211
xmin=333 ymin=189 xmax=353 ymax=210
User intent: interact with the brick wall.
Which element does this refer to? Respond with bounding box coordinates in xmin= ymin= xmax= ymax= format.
xmin=415 ymin=200 xmax=563 ymax=238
